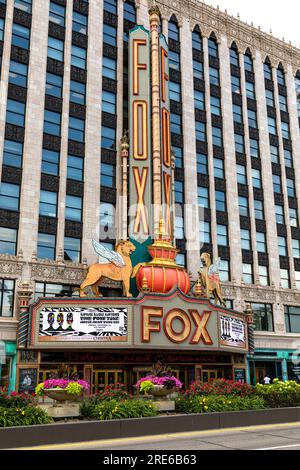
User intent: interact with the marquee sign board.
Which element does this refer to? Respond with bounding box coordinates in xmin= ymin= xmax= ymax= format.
xmin=28 ymin=291 xmax=248 ymax=353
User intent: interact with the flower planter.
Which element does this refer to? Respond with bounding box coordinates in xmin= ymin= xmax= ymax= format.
xmin=44 ymin=389 xmax=83 ymax=402
xmin=150 ymin=385 xmax=177 ymax=398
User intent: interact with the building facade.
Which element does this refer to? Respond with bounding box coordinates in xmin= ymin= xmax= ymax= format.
xmin=0 ymin=0 xmax=300 ymax=390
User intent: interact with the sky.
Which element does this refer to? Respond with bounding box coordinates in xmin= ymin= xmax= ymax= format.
xmin=205 ymin=0 xmax=300 ymax=48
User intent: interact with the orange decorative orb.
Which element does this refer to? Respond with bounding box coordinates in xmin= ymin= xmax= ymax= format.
xmin=136 ymin=265 xmax=191 ymax=295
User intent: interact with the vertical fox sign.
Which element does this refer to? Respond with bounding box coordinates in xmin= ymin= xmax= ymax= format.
xmin=129 ymin=26 xmax=152 ymax=242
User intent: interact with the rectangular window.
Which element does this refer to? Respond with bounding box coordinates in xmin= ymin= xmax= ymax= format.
xmin=102 ymin=90 xmax=116 ymax=114
xmin=268 ymin=116 xmax=277 ymax=135
xmin=100 ymin=202 xmax=115 ymax=233
xmin=252 ymin=168 xmax=262 ymax=189
xmin=284 ymin=149 xmax=293 ymax=168
xmin=252 ymin=303 xmax=274 ymax=332
xmin=192 ymin=31 xmax=202 ymax=50
xmin=175 ymin=216 xmax=184 ymax=240
xmin=44 ymin=109 xmax=61 ymax=136
xmin=67 ymin=155 xmax=83 ymax=181
xmin=103 ymin=57 xmax=116 ymax=80
xmin=198 ymin=186 xmax=209 ymax=209
xmin=256 ymin=232 xmax=267 ymax=253
xmin=6 ymin=99 xmax=25 ymax=127
xmin=15 ymin=0 xmax=31 ymax=12
xmin=230 ymin=48 xmax=239 ymax=66
xmin=270 ymin=145 xmax=279 ymax=163
xmin=197 ymin=152 xmax=207 ymax=174
xmin=39 ymin=190 xmax=57 ymax=218
xmin=217 ymin=224 xmax=228 ymax=247
xmin=208 ymin=38 xmax=218 ymax=58
xmin=239 ymin=196 xmax=249 ymax=217
xmin=248 ymin=109 xmax=257 ymax=128
xmin=241 ymin=229 xmax=251 ymax=250
xmin=289 ymin=207 xmax=298 ymax=227
xmin=259 ymin=266 xmax=269 ymax=287
xmin=101 ymin=163 xmax=115 ymax=188
xmin=235 ymin=133 xmax=244 ymax=154
xmin=219 ymin=260 xmax=230 ymax=282
xmin=272 ymin=174 xmax=282 ymax=194
xmin=64 ymin=237 xmax=81 ymax=263
xmin=233 ymin=104 xmax=243 ymax=124
xmin=277 ymin=69 xmax=285 ymax=86
xmin=296 ymin=272 xmax=300 ymax=291
xmin=195 ymin=121 xmax=206 ymax=142
xmin=103 ymin=24 xmax=117 ymax=46
xmin=243 ymin=263 xmax=253 ymax=284
xmin=170 ymin=113 xmax=181 ymax=134
xmin=47 ymin=37 xmax=64 ymax=62
xmin=104 ymin=0 xmax=117 ymax=14
xmin=214 ymin=158 xmax=224 ymax=179
xmin=176 ymin=254 xmax=185 ymax=267
xmin=49 ymin=1 xmax=65 ymax=26
xmin=286 ymin=178 xmax=295 ymax=198
xmin=0 ymin=227 xmax=17 ymax=255
xmin=254 ymin=199 xmax=264 ymax=220
xmin=12 ymin=23 xmax=30 ymax=49
xmin=3 ymin=140 xmax=23 ymax=168
xmin=42 ymin=149 xmax=59 ymax=176
xmin=194 ymin=90 xmax=205 ymax=110
xmin=292 ymin=239 xmax=300 ymax=258
xmin=285 ymin=306 xmax=300 ymax=333
xmin=168 ymin=22 xmax=179 ymax=42
xmin=278 ymin=236 xmax=287 ymax=257
xmin=34 ymin=282 xmax=79 ymax=299
xmin=37 ymin=232 xmax=56 ymax=260
xmin=244 ymin=55 xmax=253 ymax=72
xmin=245 ymin=81 xmax=255 ymax=99
xmin=0 ymin=182 xmax=20 ymax=211
xmin=215 ymin=190 xmax=226 ymax=212
xmin=124 ymin=1 xmax=136 ymax=22
xmin=46 ymin=72 xmax=63 ymax=98
xmin=281 ymin=122 xmax=290 ymax=140
xmin=212 ymin=126 xmax=222 ymax=147
xmin=173 ymin=146 xmax=183 ymax=169
xmin=71 ymin=45 xmax=86 ymax=69
xmin=65 ymin=195 xmax=82 ymax=222
xmin=168 ymin=50 xmax=180 ymax=71
xmin=280 ymin=269 xmax=290 ymax=289
xmin=174 ymin=180 xmax=184 ymax=204
xmin=236 ymin=164 xmax=247 ymax=185
xmin=72 ymin=11 xmax=87 ymax=35
xmin=68 ymin=116 xmax=85 ymax=142
xmin=9 ymin=60 xmax=28 ymax=87
xmin=200 ymin=221 xmax=211 ymax=244
xmin=169 ymin=81 xmax=181 ymax=102
xmin=210 ymin=96 xmax=221 ymax=116
xmin=209 ymin=67 xmax=219 ymax=86
xmin=250 ymin=138 xmax=259 ymax=158
xmin=275 ymin=204 xmax=285 ymax=225
xmin=101 ymin=126 xmax=116 ymax=150
xmin=231 ymin=75 xmax=241 ymax=94
xmin=264 ymin=63 xmax=272 ymax=81
xmin=0 ymin=18 xmax=4 ymax=42
xmin=193 ymin=60 xmax=203 ymax=80
xmin=279 ymin=94 xmax=287 ymax=112
xmin=265 ymin=89 xmax=275 ymax=107
xmin=70 ymin=80 xmax=85 ymax=105
xmin=0 ymin=279 xmax=15 ymax=318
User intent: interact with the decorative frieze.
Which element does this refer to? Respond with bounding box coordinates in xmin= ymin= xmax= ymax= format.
xmin=0 ymin=254 xmax=23 ymax=277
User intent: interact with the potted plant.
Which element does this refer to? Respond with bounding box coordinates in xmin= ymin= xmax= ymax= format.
xmin=135 ymin=362 xmax=183 ymax=398
xmin=35 ymin=366 xmax=89 ymax=402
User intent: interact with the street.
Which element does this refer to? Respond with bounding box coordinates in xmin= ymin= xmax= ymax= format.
xmin=16 ymin=422 xmax=300 ymax=451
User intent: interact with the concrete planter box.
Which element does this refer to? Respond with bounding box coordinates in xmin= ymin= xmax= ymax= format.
xmin=1 ymin=407 xmax=300 ymax=449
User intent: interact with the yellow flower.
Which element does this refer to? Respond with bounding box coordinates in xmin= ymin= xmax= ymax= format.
xmin=22 ymin=411 xmax=25 ymax=415
xmin=204 ymin=406 xmax=208 ymax=410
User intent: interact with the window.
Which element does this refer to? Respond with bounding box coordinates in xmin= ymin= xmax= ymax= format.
xmin=231 ymin=75 xmax=241 ymax=94
xmin=0 ymin=227 xmax=17 ymax=255
xmin=244 ymin=54 xmax=253 ymax=72
xmin=265 ymin=89 xmax=275 ymax=107
xmin=169 ymin=51 xmax=180 ymax=71
xmin=277 ymin=68 xmax=285 ymax=86
xmin=211 ymin=96 xmax=221 ymax=116
xmin=241 ymin=229 xmax=251 ymax=250
xmin=248 ymin=109 xmax=257 ymax=128
xmin=67 ymin=155 xmax=83 ymax=181
xmin=279 ymin=94 xmax=287 ymax=112
xmin=44 ymin=110 xmax=61 ymax=136
xmin=278 ymin=236 xmax=287 ymax=256
xmin=268 ymin=117 xmax=277 ymax=135
xmin=208 ymin=38 xmax=218 ymax=57
xmin=275 ymin=204 xmax=285 ymax=225
xmin=243 ymin=263 xmax=253 ymax=284
xmin=280 ymin=269 xmax=290 ymax=289
xmin=250 ymin=139 xmax=259 ymax=158
xmin=101 ymin=126 xmax=115 ymax=150
xmin=194 ymin=90 xmax=205 ymax=110
xmin=46 ymin=72 xmax=63 ymax=98
xmin=197 ymin=152 xmax=207 ymax=174
xmin=64 ymin=237 xmax=81 ymax=262
xmin=69 ymin=116 xmax=85 ymax=142
xmin=235 ymin=133 xmax=244 ymax=154
xmin=289 ymin=207 xmax=298 ymax=227
xmin=70 ymin=80 xmax=85 ymax=105
xmin=293 ymin=239 xmax=300 ymax=258
xmin=215 ymin=190 xmax=226 ymax=212
xmin=101 ymin=163 xmax=115 ymax=188
xmin=239 ymin=196 xmax=249 ymax=217
xmin=252 ymin=303 xmax=274 ymax=332
xmin=192 ymin=30 xmax=202 ymax=50
xmin=230 ymin=48 xmax=239 ymax=67
xmin=47 ymin=37 xmax=64 ymax=61
xmin=193 ymin=60 xmax=203 ymax=80
xmin=9 ymin=61 xmax=28 ymax=87
xmin=175 ymin=216 xmax=184 ymax=240
xmin=200 ymin=221 xmax=211 ymax=244
xmin=254 ymin=199 xmax=264 ymax=220
xmin=195 ymin=121 xmax=206 ymax=142
xmin=233 ymin=104 xmax=243 ymax=124
xmin=246 ymin=82 xmax=255 ymax=99
xmin=124 ymin=1 xmax=136 ymax=22
xmin=174 ymin=180 xmax=184 ymax=204
xmin=252 ymin=169 xmax=262 ymax=189
xmin=264 ymin=63 xmax=272 ymax=81
xmin=15 ymin=0 xmax=31 ymax=12
xmin=49 ymin=1 xmax=65 ymax=26
xmin=72 ymin=11 xmax=87 ymax=35
xmin=270 ymin=145 xmax=279 ymax=163
xmin=103 ymin=24 xmax=117 ymax=46
xmin=169 ymin=81 xmax=181 ymax=102
xmin=285 ymin=306 xmax=300 ymax=333
xmin=284 ymin=149 xmax=293 ymax=168
xmin=0 ymin=279 xmax=15 ymax=318
xmin=168 ymin=21 xmax=179 ymax=41
xmin=286 ymin=178 xmax=295 ymax=198
xmin=173 ymin=146 xmax=183 ymax=169
xmin=214 ymin=158 xmax=224 ymax=179
xmin=212 ymin=126 xmax=222 ymax=147
xmin=296 ymin=272 xmax=300 ymax=291
xmin=71 ymin=45 xmax=86 ymax=69
xmin=0 ymin=182 xmax=19 ymax=211
xmin=12 ymin=23 xmax=30 ymax=49
xmin=6 ymin=99 xmax=25 ymax=127
xmin=103 ymin=57 xmax=116 ymax=80
xmin=3 ymin=140 xmax=23 ymax=168
xmin=281 ymin=122 xmax=290 ymax=140
xmin=0 ymin=18 xmax=4 ymax=41
xmin=256 ymin=232 xmax=267 ymax=253
xmin=170 ymin=113 xmax=181 ymax=134
xmin=209 ymin=67 xmax=219 ymax=86
xmin=102 ymin=91 xmax=116 ymax=114
xmin=176 ymin=253 xmax=186 ymax=267
xmin=236 ymin=164 xmax=247 ymax=185
xmin=39 ymin=190 xmax=57 ymax=218
xmin=272 ymin=174 xmax=282 ymax=194
xmin=219 ymin=260 xmax=230 ymax=282
xmin=37 ymin=233 xmax=56 ymax=260
xmin=259 ymin=266 xmax=269 ymax=287
xmin=35 ymin=282 xmax=79 ymax=299
xmin=65 ymin=195 xmax=82 ymax=222
xmin=100 ymin=203 xmax=115 ymax=236
xmin=198 ymin=186 xmax=209 ymax=208
xmin=104 ymin=0 xmax=117 ymax=14
xmin=217 ymin=224 xmax=228 ymax=247
xmin=42 ymin=149 xmax=59 ymax=176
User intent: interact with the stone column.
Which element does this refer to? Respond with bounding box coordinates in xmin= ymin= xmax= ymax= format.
xmin=219 ymin=35 xmax=242 ymax=283
xmin=82 ymin=0 xmax=103 ymax=264
xmin=121 ymin=135 xmax=129 ymax=239
xmin=253 ymin=51 xmax=280 ymax=287
xmin=180 ymin=18 xmax=200 ymax=278
xmin=136 ymin=0 xmax=150 ymax=29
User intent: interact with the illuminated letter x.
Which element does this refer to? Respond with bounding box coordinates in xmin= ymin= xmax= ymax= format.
xmin=133 ymin=167 xmax=149 ymax=235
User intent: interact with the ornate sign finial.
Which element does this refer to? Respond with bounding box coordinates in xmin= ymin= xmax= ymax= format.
xmin=148 ymin=4 xmax=160 ymax=17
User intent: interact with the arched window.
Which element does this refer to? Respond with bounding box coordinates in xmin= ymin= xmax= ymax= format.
xmin=277 ymin=63 xmax=285 ymax=86
xmin=208 ymin=32 xmax=218 ymax=58
xmin=264 ymin=57 xmax=272 ymax=81
xmin=192 ymin=25 xmax=202 ymax=51
xmin=244 ymin=48 xmax=253 ymax=73
xmin=124 ymin=0 xmax=136 ymax=22
xmin=230 ymin=42 xmax=239 ymax=67
xmin=168 ymin=15 xmax=179 ymax=41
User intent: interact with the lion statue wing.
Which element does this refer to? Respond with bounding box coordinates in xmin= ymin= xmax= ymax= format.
xmin=208 ymin=258 xmax=221 ymax=281
xmin=92 ymin=240 xmax=125 ymax=267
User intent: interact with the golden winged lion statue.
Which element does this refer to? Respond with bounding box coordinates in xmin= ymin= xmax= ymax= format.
xmin=198 ymin=253 xmax=226 ymax=307
xmin=79 ymin=240 xmax=139 ymax=298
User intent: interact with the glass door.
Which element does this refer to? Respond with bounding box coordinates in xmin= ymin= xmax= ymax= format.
xmin=202 ymin=369 xmax=218 ymax=383
xmin=93 ymin=369 xmax=126 ymax=394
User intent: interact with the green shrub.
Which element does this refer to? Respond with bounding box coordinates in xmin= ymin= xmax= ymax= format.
xmin=0 ymin=406 xmax=53 ymax=427
xmin=0 ymin=392 xmax=36 ymax=408
xmin=255 ymin=380 xmax=300 ymax=408
xmin=175 ymin=395 xmax=265 ymax=414
xmin=81 ymin=399 xmax=158 ymax=420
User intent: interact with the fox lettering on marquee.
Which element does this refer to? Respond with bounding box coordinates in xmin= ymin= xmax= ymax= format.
xmin=141 ymin=307 xmax=213 ymax=345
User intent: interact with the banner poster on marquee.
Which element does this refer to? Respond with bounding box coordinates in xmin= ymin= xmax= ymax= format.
xmin=38 ymin=307 xmax=128 ymax=342
xmin=129 ymin=26 xmax=152 ymax=242
xmin=160 ymin=34 xmax=173 ymax=239
xmin=219 ymin=315 xmax=246 ymax=349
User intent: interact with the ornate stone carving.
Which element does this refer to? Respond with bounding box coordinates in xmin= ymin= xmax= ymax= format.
xmin=30 ymin=260 xmax=87 ymax=284
xmin=0 ymin=254 xmax=23 ymax=276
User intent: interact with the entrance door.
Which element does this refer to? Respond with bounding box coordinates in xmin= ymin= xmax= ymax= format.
xmin=202 ymin=370 xmax=218 ymax=383
xmin=255 ymin=366 xmax=266 ymax=385
xmin=93 ymin=369 xmax=126 ymax=394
